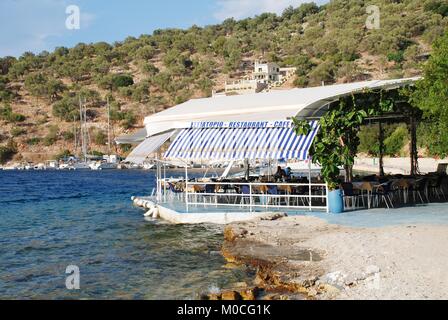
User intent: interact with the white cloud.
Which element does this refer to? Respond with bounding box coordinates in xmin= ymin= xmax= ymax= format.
xmin=213 ymin=0 xmax=323 ymax=21
xmin=0 ymin=0 xmax=95 ymax=57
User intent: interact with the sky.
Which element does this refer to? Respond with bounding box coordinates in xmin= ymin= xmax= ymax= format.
xmin=0 ymin=0 xmax=328 ymax=57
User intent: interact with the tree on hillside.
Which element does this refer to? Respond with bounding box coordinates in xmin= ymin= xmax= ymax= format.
xmin=0 ymin=57 xmax=16 ymax=75
xmin=47 ymin=78 xmax=67 ymax=102
xmin=140 ymin=62 xmax=159 ymax=76
xmin=0 ymin=76 xmax=13 ymax=102
xmin=0 ymin=104 xmax=26 ymax=123
xmin=25 ymin=73 xmax=66 ymax=102
xmin=52 ymin=95 xmax=79 ymax=121
xmin=308 ymin=61 xmax=336 ymax=85
xmin=136 ymin=45 xmax=157 ymax=60
xmin=96 ymin=74 xmax=134 ymax=91
xmin=0 ymin=140 xmax=17 ymax=164
xmin=411 ymin=32 xmax=448 ymax=157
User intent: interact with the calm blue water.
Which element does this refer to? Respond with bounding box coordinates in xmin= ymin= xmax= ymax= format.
xmin=0 ymin=170 xmax=249 ymax=300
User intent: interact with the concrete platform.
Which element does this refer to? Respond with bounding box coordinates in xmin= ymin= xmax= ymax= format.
xmin=132 ymin=196 xmax=297 ymax=224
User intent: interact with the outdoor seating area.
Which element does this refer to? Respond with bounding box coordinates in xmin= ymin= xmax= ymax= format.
xmin=160 ymin=174 xmax=328 ymax=211
xmin=157 ymin=170 xmax=448 ymax=213
xmin=341 ymin=172 xmax=448 ymax=210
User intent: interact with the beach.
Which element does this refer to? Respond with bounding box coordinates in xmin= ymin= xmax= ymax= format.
xmin=222 ymin=215 xmax=448 ymax=300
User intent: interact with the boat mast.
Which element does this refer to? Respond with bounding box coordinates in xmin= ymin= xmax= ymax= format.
xmin=79 ymin=96 xmax=88 ymax=162
xmin=73 ymin=115 xmax=77 ymax=154
xmin=84 ymin=97 xmax=89 ymax=159
xmin=79 ymin=96 xmax=83 ymax=161
xmin=107 ymin=96 xmax=111 ymax=156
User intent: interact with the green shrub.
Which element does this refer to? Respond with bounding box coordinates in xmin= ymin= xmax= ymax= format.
xmin=24 ymin=73 xmax=66 ymax=101
xmin=54 ymin=149 xmax=72 ymax=160
xmin=118 ymin=86 xmax=133 ymax=99
xmin=140 ymin=62 xmax=159 ymax=76
xmin=111 ymin=74 xmax=134 ymax=89
xmin=0 ymin=76 xmax=13 ymax=102
xmin=387 ymin=51 xmax=405 ymax=63
xmin=358 ymin=124 xmax=380 ymax=156
xmin=424 ymin=0 xmax=448 ymax=17
xmin=26 ymin=137 xmax=41 ymax=146
xmin=308 ymin=61 xmax=336 ymax=85
xmin=42 ymin=125 xmax=59 ymax=146
xmin=384 ymin=125 xmax=409 ymax=156
xmin=43 ymin=136 xmax=56 ymax=146
xmin=90 ymin=150 xmax=104 ymax=157
xmin=120 ymin=111 xmax=137 ymax=129
xmin=0 ymin=145 xmax=16 ymax=164
xmin=294 ymin=76 xmax=309 ymax=88
xmin=62 ymin=131 xmax=75 ymax=141
xmin=358 ymin=124 xmax=409 ymax=157
xmin=52 ymin=96 xmax=78 ymax=121
xmin=0 ymin=105 xmax=26 ymax=123
xmin=131 ymin=82 xmax=150 ymax=103
xmin=119 ymin=144 xmax=132 ymax=153
xmin=11 ymin=127 xmax=25 ymax=137
xmin=94 ymin=130 xmax=107 ymax=145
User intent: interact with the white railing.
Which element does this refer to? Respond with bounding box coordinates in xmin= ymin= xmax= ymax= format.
xmin=179 ymin=181 xmax=329 ymax=212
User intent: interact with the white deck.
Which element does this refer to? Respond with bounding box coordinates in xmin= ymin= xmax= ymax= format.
xmin=157 ymin=204 xmax=273 ymax=224
xmin=133 ymin=196 xmax=293 ymax=224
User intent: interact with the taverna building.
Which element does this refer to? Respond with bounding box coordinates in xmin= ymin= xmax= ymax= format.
xmin=120 ymin=78 xmax=420 ymax=224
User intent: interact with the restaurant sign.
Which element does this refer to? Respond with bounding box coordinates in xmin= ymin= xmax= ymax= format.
xmin=188 ymin=120 xmax=293 ymax=129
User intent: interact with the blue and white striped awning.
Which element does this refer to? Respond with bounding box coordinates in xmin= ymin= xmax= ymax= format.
xmin=164 ymin=121 xmax=319 ymax=161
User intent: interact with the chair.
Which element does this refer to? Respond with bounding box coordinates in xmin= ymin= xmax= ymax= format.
xmin=358 ymin=182 xmax=374 ymax=208
xmin=267 ymin=185 xmax=280 ymax=205
xmin=256 ymin=185 xmax=269 ymax=206
xmin=204 ymin=184 xmax=217 ymax=204
xmin=428 ymin=175 xmax=446 ymax=201
xmin=278 ymin=185 xmax=293 ymax=206
xmin=240 ymin=185 xmax=251 ymax=205
xmin=191 ymin=184 xmax=205 ymax=203
xmin=294 ymin=184 xmax=310 ymax=207
xmin=340 ymin=182 xmax=360 ymax=210
xmin=374 ymin=181 xmax=394 ymax=209
xmin=167 ymin=182 xmax=184 ymax=201
xmin=393 ymin=179 xmax=410 ymax=204
xmin=410 ymin=178 xmax=428 ymax=204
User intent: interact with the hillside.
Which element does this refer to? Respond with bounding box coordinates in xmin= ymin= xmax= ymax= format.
xmin=0 ymin=0 xmax=447 ymax=164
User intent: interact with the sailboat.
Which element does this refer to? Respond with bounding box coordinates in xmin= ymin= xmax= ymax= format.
xmin=89 ymin=97 xmax=119 ymax=170
xmin=71 ymin=96 xmax=91 ymax=170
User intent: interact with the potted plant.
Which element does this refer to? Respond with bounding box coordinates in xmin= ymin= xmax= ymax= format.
xmin=293 ymin=106 xmax=366 ymax=214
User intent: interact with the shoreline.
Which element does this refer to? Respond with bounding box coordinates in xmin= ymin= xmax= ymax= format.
xmin=214 ymin=215 xmax=448 ymax=300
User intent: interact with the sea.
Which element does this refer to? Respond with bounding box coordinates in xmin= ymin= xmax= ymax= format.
xmin=0 ymin=170 xmax=250 ymax=300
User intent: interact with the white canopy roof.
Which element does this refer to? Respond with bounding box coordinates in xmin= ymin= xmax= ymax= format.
xmin=124 ymin=131 xmax=174 ymax=164
xmin=115 ymin=128 xmax=147 ymax=145
xmin=144 ymin=77 xmax=420 ymax=137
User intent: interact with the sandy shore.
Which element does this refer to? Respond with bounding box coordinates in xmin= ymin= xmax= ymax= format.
xmin=221 ymin=215 xmax=448 ymax=300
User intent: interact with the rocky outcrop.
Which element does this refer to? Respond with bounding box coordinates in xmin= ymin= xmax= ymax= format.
xmin=201 ymin=282 xmax=261 ymax=301
xmin=220 ymin=219 xmax=329 ymax=300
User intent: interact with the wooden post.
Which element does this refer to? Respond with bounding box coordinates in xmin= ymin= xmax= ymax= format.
xmin=378 ymin=121 xmax=385 ymax=177
xmin=409 ymin=116 xmax=419 ymax=176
